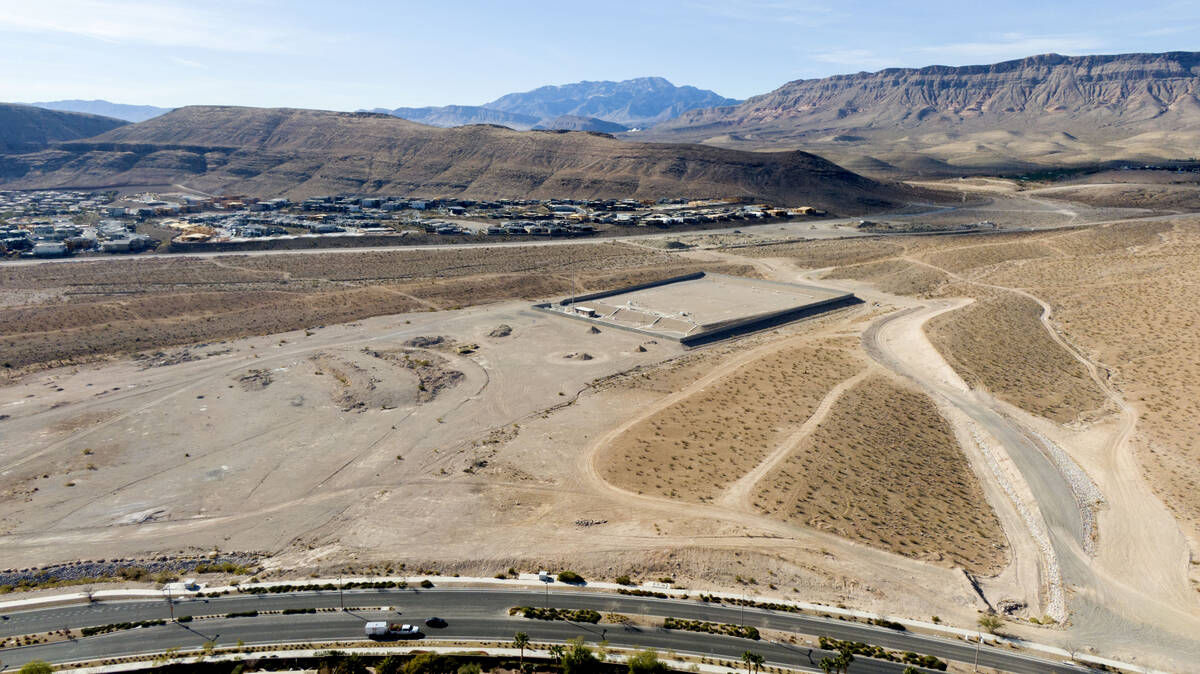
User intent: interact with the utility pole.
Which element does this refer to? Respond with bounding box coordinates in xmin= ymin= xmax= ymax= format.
xmin=339 ymin=574 xmax=345 ymax=611
xmin=166 ymin=585 xmax=174 ymax=620
xmin=973 ymin=632 xmax=981 ymax=672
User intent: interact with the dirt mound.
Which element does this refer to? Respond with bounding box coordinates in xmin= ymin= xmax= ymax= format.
xmin=235 ymin=368 xmax=273 ymax=391
xmin=362 ymin=348 xmax=464 ymax=404
xmin=310 ymin=351 xmax=420 ymax=411
xmin=404 ymin=335 xmax=447 ymax=348
xmin=488 ymin=324 xmax=513 ymax=338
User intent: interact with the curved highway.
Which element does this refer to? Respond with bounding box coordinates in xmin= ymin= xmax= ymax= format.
xmin=0 ymin=588 xmax=1088 ymax=673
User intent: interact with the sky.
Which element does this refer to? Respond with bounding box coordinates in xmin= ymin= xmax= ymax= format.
xmin=1 ymin=0 xmax=1197 ymax=110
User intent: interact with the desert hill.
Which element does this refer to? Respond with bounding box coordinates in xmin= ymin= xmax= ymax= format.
xmin=28 ymin=99 xmax=173 ymax=123
xmin=373 ymin=77 xmax=738 ymax=130
xmin=533 ymin=114 xmax=630 ymax=133
xmin=643 ymin=52 xmax=1200 ymax=175
xmin=0 ymin=103 xmax=128 ymax=153
xmin=363 ymin=105 xmax=540 ymax=130
xmin=0 ymin=105 xmax=910 ymax=210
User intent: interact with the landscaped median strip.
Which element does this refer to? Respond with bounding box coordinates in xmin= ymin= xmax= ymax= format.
xmin=54 ymin=642 xmax=810 ymax=674
xmin=0 ymin=574 xmax=1168 ymax=674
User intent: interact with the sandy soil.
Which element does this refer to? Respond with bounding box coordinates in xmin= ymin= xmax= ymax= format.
xmin=3 ymin=186 xmax=1200 ymax=670
xmin=727 ymin=211 xmax=1200 ymax=667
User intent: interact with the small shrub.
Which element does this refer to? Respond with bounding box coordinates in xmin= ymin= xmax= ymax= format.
xmin=556 ymin=570 xmax=585 ymax=584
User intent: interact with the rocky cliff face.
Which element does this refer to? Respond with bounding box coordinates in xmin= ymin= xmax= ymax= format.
xmin=645 ymin=53 xmax=1200 ymax=174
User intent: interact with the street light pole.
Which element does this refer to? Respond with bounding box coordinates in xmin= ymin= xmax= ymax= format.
xmin=166 ymin=585 xmax=174 ymax=620
xmin=974 ymin=632 xmax=981 ymax=672
xmin=339 ymin=575 xmax=344 ymax=611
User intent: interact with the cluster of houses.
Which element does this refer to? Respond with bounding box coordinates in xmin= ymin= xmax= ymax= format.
xmin=2 ymin=189 xmax=831 ymax=256
xmin=0 ymin=219 xmax=155 ymax=258
xmin=0 ymin=189 xmax=112 ymax=217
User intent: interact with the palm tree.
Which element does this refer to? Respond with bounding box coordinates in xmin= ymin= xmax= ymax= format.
xmin=549 ymin=644 xmax=566 ymax=665
xmin=750 ymin=652 xmax=765 ymax=673
xmin=514 ymin=631 xmax=531 ymax=671
xmin=742 ymin=651 xmax=754 ymax=674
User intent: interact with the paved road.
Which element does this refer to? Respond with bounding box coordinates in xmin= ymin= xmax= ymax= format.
xmin=0 ymin=588 xmax=1087 ymax=673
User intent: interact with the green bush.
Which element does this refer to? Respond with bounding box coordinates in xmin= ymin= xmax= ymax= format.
xmin=556 ymin=570 xmax=585 ymax=584
xmin=513 ymin=606 xmax=602 ymax=623
xmin=662 ymin=617 xmax=758 ymax=640
xmin=562 ymin=637 xmax=600 ymax=674
xmin=19 ymin=662 xmax=53 ymax=674
xmin=404 ymin=652 xmax=454 ymax=674
xmin=628 ymin=648 xmax=669 ymax=674
xmin=420 ymin=579 xmax=435 ymax=588
xmin=376 ymin=656 xmax=403 ymax=674
xmin=614 ymin=575 xmax=634 ymax=586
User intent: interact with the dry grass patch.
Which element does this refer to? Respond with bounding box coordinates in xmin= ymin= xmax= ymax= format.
xmin=980 ymin=220 xmax=1200 ymax=538
xmin=823 ymin=258 xmax=953 ymax=297
xmin=599 ymin=341 xmax=864 ymax=502
xmin=917 ymin=240 xmax=1057 ymax=275
xmin=925 ymin=291 xmax=1107 ymax=424
xmin=731 ymin=238 xmax=902 ymax=268
xmin=0 ymin=238 xmax=757 ymax=372
xmin=755 ymin=374 xmax=1007 ymax=573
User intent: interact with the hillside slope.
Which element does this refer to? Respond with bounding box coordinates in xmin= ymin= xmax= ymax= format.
xmin=364 ymin=105 xmax=540 ymax=130
xmin=29 ymin=99 xmax=172 ymax=123
xmin=0 ymin=103 xmax=128 ymax=153
xmin=0 ymin=106 xmax=910 ymax=210
xmin=644 ymin=52 xmax=1200 ymax=175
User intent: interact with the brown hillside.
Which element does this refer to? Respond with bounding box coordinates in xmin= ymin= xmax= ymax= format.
xmin=0 ymin=105 xmax=911 ymax=210
xmin=0 ymin=103 xmax=127 ymax=153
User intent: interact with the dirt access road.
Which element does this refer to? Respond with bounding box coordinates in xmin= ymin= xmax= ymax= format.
xmin=709 ymin=245 xmax=1200 ymax=667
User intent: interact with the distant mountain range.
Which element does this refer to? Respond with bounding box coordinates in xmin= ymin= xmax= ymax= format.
xmin=0 ymin=103 xmax=128 ymax=153
xmin=643 ymin=52 xmax=1200 ymax=175
xmin=366 ymin=77 xmax=739 ymax=131
xmin=0 ymin=105 xmax=909 ymax=210
xmin=27 ymin=99 xmax=172 ymax=123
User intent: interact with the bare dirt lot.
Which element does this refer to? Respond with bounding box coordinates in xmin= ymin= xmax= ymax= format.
xmin=0 ymin=243 xmax=754 ymax=372
xmin=3 ymin=189 xmax=1200 ymax=670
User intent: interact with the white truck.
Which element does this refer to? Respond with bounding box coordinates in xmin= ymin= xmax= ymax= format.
xmin=365 ymin=621 xmax=421 ymax=638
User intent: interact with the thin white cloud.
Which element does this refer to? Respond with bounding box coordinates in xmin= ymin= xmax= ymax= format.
xmin=0 ymin=0 xmax=314 ymax=53
xmin=811 ymin=49 xmax=897 ymax=72
xmin=680 ymin=0 xmax=842 ymax=27
xmin=915 ymin=33 xmax=1106 ymax=65
xmin=169 ymin=56 xmax=207 ymax=69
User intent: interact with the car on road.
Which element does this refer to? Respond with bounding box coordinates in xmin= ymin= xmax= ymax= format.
xmin=424 ymin=616 xmax=447 ymax=628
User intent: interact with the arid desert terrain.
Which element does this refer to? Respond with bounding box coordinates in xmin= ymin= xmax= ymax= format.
xmin=2 ymin=182 xmax=1199 ymax=670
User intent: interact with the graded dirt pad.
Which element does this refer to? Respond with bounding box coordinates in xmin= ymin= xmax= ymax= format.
xmin=924 ymin=291 xmax=1108 ymax=424
xmin=597 ymin=341 xmax=865 ymax=501
xmin=755 ymin=374 xmax=1007 ymax=573
xmin=553 ymin=273 xmax=851 ymax=341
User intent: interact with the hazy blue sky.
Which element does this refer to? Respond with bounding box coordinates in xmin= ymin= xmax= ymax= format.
xmin=2 ymin=0 xmax=1197 ymax=109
